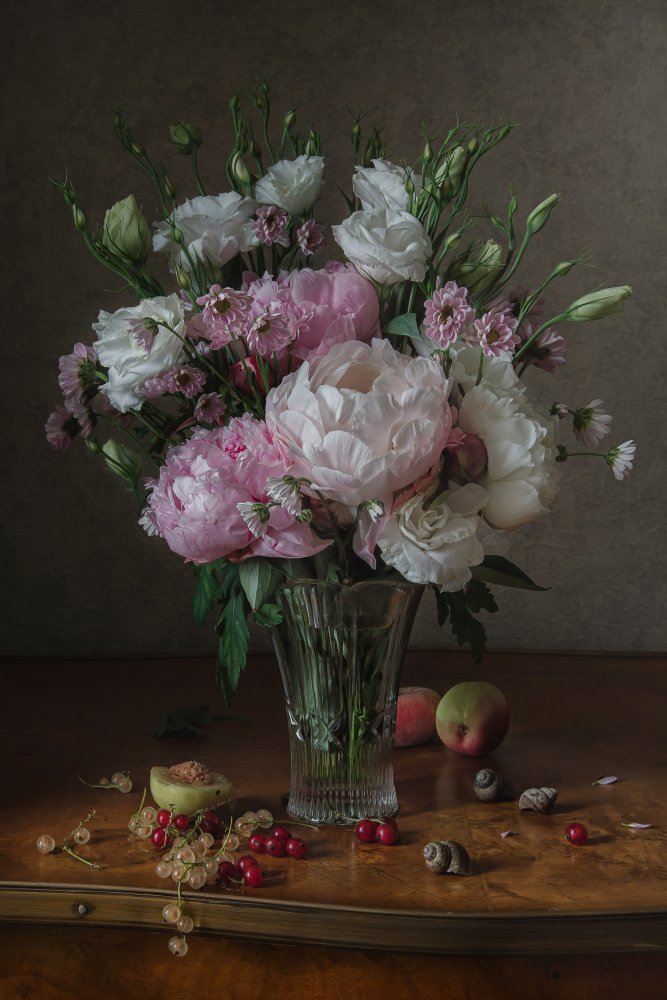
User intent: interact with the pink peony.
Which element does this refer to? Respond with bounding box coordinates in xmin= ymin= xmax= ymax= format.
xmin=141 ymin=413 xmax=328 ymax=564
xmin=265 ymin=338 xmax=453 ymax=520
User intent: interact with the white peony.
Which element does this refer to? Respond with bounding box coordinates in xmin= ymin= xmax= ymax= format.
xmin=353 ymin=158 xmax=419 ymax=212
xmin=457 ymin=384 xmax=560 ymax=530
xmin=332 ymin=208 xmax=431 ymax=286
xmin=254 ymin=155 xmax=324 ymax=216
xmin=264 ymin=337 xmax=452 ymax=516
xmin=377 ymin=483 xmax=488 ymax=591
xmin=152 ymin=193 xmax=257 ymax=272
xmin=93 ymin=294 xmax=186 ymax=412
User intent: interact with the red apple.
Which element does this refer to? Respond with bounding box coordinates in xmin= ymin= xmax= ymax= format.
xmin=435 ymin=681 xmax=509 ymax=755
xmin=394 ymin=686 xmax=441 ymax=747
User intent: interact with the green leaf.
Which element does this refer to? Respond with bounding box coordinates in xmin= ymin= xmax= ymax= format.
xmin=434 ymin=588 xmax=488 ymax=663
xmin=215 ymin=588 xmax=249 ymax=706
xmin=383 ymin=313 xmax=422 ymax=340
xmin=463 ymin=579 xmax=499 ymax=614
xmin=471 ymin=555 xmax=549 ymax=591
xmin=238 ymin=558 xmax=279 ymax=611
xmin=150 ymin=704 xmax=222 ymax=739
xmin=192 ymin=561 xmax=222 ymax=627
xmin=252 ymin=603 xmax=283 ymax=626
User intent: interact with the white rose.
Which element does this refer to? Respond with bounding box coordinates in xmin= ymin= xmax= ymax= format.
xmin=353 ymin=158 xmax=419 ymax=212
xmin=265 ymin=338 xmax=452 ymax=515
xmin=378 ymin=484 xmax=488 ymax=591
xmin=152 ymin=193 xmax=257 ymax=272
xmin=255 ymin=155 xmax=324 ymax=216
xmin=332 ymin=208 xmax=431 ymax=286
xmin=457 ymin=384 xmax=561 ymax=530
xmin=93 ymin=294 xmax=186 ymax=412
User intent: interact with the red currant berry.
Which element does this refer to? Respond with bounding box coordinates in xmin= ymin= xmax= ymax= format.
xmin=381 ymin=816 xmax=398 ymax=830
xmin=565 ymin=822 xmax=588 ymax=846
xmin=156 ymin=809 xmax=172 ymax=829
xmin=242 ymin=865 xmax=264 ymax=887
xmin=151 ymin=827 xmax=172 ymax=849
xmin=248 ymin=832 xmax=267 ymax=853
xmin=172 ymin=813 xmax=190 ymax=831
xmin=270 ymin=825 xmax=291 ymax=842
xmin=217 ymin=860 xmax=237 ymax=882
xmin=203 ymin=810 xmax=220 ymax=831
xmin=236 ymin=854 xmax=258 ymax=874
xmin=286 ymin=837 xmax=307 ymax=860
xmin=375 ymin=823 xmax=397 ymax=845
xmin=265 ymin=836 xmax=287 ymax=857
xmin=354 ymin=819 xmax=378 ymax=843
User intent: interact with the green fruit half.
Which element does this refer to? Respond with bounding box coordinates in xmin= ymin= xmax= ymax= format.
xmin=149 ymin=766 xmax=232 ymax=815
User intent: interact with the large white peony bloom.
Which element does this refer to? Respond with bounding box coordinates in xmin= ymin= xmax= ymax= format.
xmin=152 ymin=193 xmax=257 ymax=272
xmin=93 ymin=294 xmax=186 ymax=412
xmin=332 ymin=208 xmax=431 ymax=285
xmin=353 ymin=158 xmax=419 ymax=213
xmin=377 ymin=483 xmax=489 ymax=591
xmin=457 ymin=384 xmax=560 ymax=530
xmin=264 ymin=338 xmax=452 ymax=516
xmin=254 ymin=155 xmax=324 ymax=216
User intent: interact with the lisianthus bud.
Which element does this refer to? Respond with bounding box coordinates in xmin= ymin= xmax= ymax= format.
xmin=565 ymin=286 xmax=633 ymax=321
xmin=231 ymin=152 xmax=252 ymax=188
xmin=453 ymin=240 xmax=503 ymax=293
xmin=434 ymin=146 xmax=466 ymax=193
xmin=467 ymin=138 xmax=478 ymax=155
xmin=169 ymin=122 xmax=203 ymax=154
xmin=283 ymin=109 xmax=297 ymax=131
xmin=175 ymin=265 xmax=191 ymax=291
xmin=443 ymin=431 xmax=488 ymax=482
xmin=164 ymin=174 xmax=176 ymax=199
xmin=102 ymin=439 xmax=142 ymax=489
xmin=422 ymin=140 xmax=433 ymax=164
xmin=526 ymin=193 xmax=560 ymax=235
xmin=103 ymin=195 xmax=151 ymax=265
xmin=130 ymin=142 xmax=145 ymax=157
xmin=554 ymin=259 xmax=575 ymax=277
xmin=73 ymin=206 xmax=87 ymax=232
xmin=304 ymin=129 xmax=320 ymax=155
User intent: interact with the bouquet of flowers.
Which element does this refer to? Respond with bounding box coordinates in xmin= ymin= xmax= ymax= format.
xmin=48 ymin=82 xmax=635 ymax=704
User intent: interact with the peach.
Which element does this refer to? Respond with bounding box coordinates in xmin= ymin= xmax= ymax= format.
xmin=435 ymin=681 xmax=510 ymax=755
xmin=394 ymin=686 xmax=441 ymax=747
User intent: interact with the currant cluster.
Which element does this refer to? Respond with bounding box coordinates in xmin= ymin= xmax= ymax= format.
xmin=354 ymin=816 xmax=399 ymax=845
xmin=36 ymin=809 xmax=101 ymax=869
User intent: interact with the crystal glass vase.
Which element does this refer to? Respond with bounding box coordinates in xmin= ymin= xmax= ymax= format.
xmin=270 ymin=579 xmax=423 ymax=825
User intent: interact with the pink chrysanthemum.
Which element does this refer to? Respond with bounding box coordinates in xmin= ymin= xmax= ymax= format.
xmin=472 ymin=310 xmax=521 ymax=358
xmin=162 ymin=365 xmax=207 ymax=398
xmin=58 ymin=343 xmax=99 ymax=404
xmin=518 ymin=324 xmax=567 ymax=372
xmin=244 ymin=307 xmax=294 ymax=357
xmin=195 ymin=285 xmax=252 ymax=349
xmin=423 ymin=280 xmax=472 ymax=349
xmin=194 ymin=392 xmax=226 ymax=425
xmin=126 ymin=317 xmax=159 ymax=354
xmin=251 ymin=205 xmax=290 ymax=248
xmin=45 ymin=399 xmax=92 ymax=448
xmin=296 ymin=219 xmax=326 ymax=256
xmin=573 ymin=399 xmax=613 ymax=448
xmin=606 ymin=440 xmax=636 ymax=481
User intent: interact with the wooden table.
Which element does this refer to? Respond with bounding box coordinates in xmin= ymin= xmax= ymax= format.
xmin=1 ymin=651 xmax=666 ymax=999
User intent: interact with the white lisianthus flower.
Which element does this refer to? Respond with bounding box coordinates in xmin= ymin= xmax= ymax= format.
xmin=448 ymin=344 xmax=523 ymax=393
xmin=265 ymin=338 xmax=452 ymax=516
xmin=457 ymin=384 xmax=560 ymax=530
xmin=93 ymin=294 xmax=186 ymax=412
xmin=152 ymin=193 xmax=257 ymax=272
xmin=255 ymin=155 xmax=324 ymax=216
xmin=353 ymin=158 xmax=420 ymax=212
xmin=332 ymin=208 xmax=431 ymax=285
xmin=377 ymin=483 xmax=489 ymax=591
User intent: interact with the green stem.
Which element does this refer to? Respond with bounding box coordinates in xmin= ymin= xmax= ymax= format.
xmin=513 ymin=311 xmax=569 ymax=364
xmin=475 ymin=349 xmax=485 ymax=386
xmin=191 ymin=148 xmax=206 ymax=196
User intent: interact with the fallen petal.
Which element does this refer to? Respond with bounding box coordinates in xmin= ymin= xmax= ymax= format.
xmin=621 ymin=822 xmax=652 ymax=829
xmin=592 ymin=775 xmax=618 ymax=785
xmin=501 ymin=830 xmax=515 ymax=838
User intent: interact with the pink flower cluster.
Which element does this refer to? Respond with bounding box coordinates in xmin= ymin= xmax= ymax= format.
xmin=141 ymin=413 xmax=329 ymax=564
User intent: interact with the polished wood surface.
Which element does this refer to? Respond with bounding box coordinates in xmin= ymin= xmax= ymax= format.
xmin=1 ymin=651 xmax=665 ymax=996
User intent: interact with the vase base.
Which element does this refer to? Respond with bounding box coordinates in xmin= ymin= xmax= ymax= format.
xmin=285 ymin=786 xmax=399 ymax=826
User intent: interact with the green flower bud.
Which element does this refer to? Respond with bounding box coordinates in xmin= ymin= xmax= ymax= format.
xmin=304 ymin=129 xmax=319 ymax=155
xmin=565 ymin=286 xmax=633 ymax=321
xmin=283 ymin=109 xmax=297 ymax=131
xmin=454 ymin=240 xmax=503 ymax=293
xmin=440 ymin=231 xmax=462 ymax=254
xmin=422 ymin=140 xmax=433 ymax=164
xmin=555 ymin=259 xmax=575 ymax=276
xmin=169 ymin=122 xmax=202 ymax=154
xmin=434 ymin=146 xmax=466 ymax=194
xmin=526 ymin=193 xmax=560 ymax=235
xmin=73 ymin=206 xmax=87 ymax=232
xmin=467 ymin=137 xmax=478 ymax=155
xmin=101 ymin=439 xmax=142 ymax=489
xmin=170 ymin=225 xmax=184 ymax=245
xmin=85 ymin=437 xmax=102 ymax=454
xmin=351 ymin=120 xmax=361 ymax=144
xmin=130 ymin=142 xmax=145 ymax=157
xmin=175 ymin=265 xmax=191 ymax=291
xmin=231 ymin=152 xmax=252 ymax=188
xmin=102 ymin=195 xmax=151 ymax=265
xmin=164 ymin=174 xmax=176 ymax=199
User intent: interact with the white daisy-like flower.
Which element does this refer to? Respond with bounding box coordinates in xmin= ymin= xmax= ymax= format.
xmin=573 ymin=399 xmax=613 ymax=448
xmin=265 ymin=476 xmax=303 ymax=517
xmin=606 ymin=440 xmax=636 ymax=481
xmin=237 ymin=501 xmax=270 ymax=537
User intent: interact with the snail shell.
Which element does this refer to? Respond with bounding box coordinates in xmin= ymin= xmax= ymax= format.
xmin=518 ymin=786 xmax=558 ymax=814
xmin=473 ymin=768 xmax=504 ymax=802
xmin=423 ymin=840 xmax=471 ymax=875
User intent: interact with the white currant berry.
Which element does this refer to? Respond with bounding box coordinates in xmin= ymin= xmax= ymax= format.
xmin=128 ymin=816 xmax=141 ymax=833
xmin=99 ymin=777 xmax=110 ymax=786
xmin=141 ymin=807 xmax=157 ymax=824
xmin=203 ymin=859 xmax=219 ymax=877
xmin=168 ymin=935 xmax=188 ymax=957
xmin=225 ymin=834 xmax=240 ymax=852
xmin=163 ymin=903 xmax=181 ymax=924
xmin=187 ymin=867 xmax=207 ymax=890
xmin=118 ymin=778 xmax=132 ymax=794
xmin=170 ymin=861 xmax=185 ymax=880
xmin=242 ymin=811 xmax=259 ymax=829
xmin=136 ymin=825 xmax=152 ymax=840
xmin=110 ymin=772 xmax=126 ymax=787
xmin=36 ymin=834 xmax=56 ymax=854
xmin=175 ymin=847 xmax=195 ymax=864
xmin=198 ymin=832 xmax=214 ymax=849
xmin=256 ymin=808 xmax=273 ymax=828
xmin=73 ymin=827 xmax=90 ymax=845
xmin=176 ymin=915 xmax=194 ymax=934
xmin=155 ymin=861 xmax=172 ymax=879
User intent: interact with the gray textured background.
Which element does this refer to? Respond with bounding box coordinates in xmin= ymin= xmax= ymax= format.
xmin=3 ymin=0 xmax=666 ymax=659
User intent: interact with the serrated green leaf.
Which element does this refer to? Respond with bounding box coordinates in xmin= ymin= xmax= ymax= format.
xmin=383 ymin=313 xmax=421 ymax=340
xmin=238 ymin=558 xmax=279 ymax=611
xmin=192 ymin=563 xmax=219 ymax=627
xmin=252 ymin=603 xmax=283 ymax=626
xmin=215 ymin=588 xmax=249 ymax=706
xmin=434 ymin=588 xmax=487 ymax=663
xmin=471 ymin=555 xmax=549 ymax=591
xmin=464 ymin=579 xmax=499 ymax=614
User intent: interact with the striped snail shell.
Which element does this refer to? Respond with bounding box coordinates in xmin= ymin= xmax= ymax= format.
xmin=518 ymin=786 xmax=558 ymax=814
xmin=423 ymin=840 xmax=471 ymax=875
xmin=473 ymin=768 xmax=504 ymax=802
